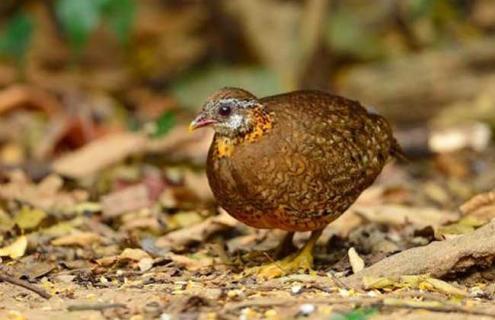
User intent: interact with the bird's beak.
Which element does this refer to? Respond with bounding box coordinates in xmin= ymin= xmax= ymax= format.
xmin=189 ymin=114 xmax=217 ymax=132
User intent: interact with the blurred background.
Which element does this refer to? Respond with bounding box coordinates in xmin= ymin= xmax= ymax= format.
xmin=1 ymin=2 xmax=495 ymax=315
xmin=0 ymin=0 xmax=494 ymax=239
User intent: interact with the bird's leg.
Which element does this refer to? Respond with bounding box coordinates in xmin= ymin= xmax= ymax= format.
xmin=243 ymin=228 xmax=324 ymax=279
xmin=240 ymin=232 xmax=296 ymax=263
xmin=272 ymin=231 xmax=296 ymax=259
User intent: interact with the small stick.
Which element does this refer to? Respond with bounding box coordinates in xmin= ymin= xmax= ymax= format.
xmin=328 ymin=272 xmax=350 ymax=290
xmin=0 ymin=273 xmax=51 ymax=299
xmin=67 ymin=303 xmax=127 ymax=311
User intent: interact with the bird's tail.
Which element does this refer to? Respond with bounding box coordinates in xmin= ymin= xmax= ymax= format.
xmin=390 ymin=137 xmax=408 ymax=162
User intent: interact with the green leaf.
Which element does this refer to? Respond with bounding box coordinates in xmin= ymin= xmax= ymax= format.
xmin=326 ymin=7 xmax=381 ymax=59
xmin=102 ymin=0 xmax=136 ymax=44
xmin=171 ymin=66 xmax=283 ymax=109
xmin=152 ymin=111 xmax=176 ymax=138
xmin=409 ymin=0 xmax=436 ymax=19
xmin=55 ymin=0 xmax=103 ymax=52
xmin=331 ymin=308 xmax=377 ymax=320
xmin=0 ymin=12 xmax=33 ymax=63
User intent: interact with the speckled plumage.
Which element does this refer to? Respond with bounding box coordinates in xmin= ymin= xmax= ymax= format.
xmin=199 ymin=89 xmax=401 ymax=232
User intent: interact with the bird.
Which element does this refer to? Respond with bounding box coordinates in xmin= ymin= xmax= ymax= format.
xmin=189 ymin=87 xmax=403 ymax=278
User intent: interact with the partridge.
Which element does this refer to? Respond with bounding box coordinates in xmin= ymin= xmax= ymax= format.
xmin=190 ymin=88 xmax=403 ymax=278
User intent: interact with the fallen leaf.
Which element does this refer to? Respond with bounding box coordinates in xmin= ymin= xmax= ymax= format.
xmin=0 ymin=235 xmax=27 ymax=259
xmin=40 ymin=218 xmax=85 ymax=237
xmin=165 ymin=252 xmax=214 ymax=271
xmin=51 ymin=232 xmax=101 ymax=247
xmin=14 ymin=206 xmax=47 ymax=230
xmin=0 ymin=208 xmax=14 ymax=231
xmin=363 ymin=274 xmax=467 ymax=297
xmin=352 ymin=204 xmax=458 ymax=228
xmin=18 ymin=261 xmax=56 ymax=281
xmin=101 ymin=184 xmax=150 ymax=218
xmin=168 ymin=211 xmax=204 ymax=229
xmin=95 ymin=256 xmax=118 ymax=267
xmin=155 ymin=210 xmax=238 ymax=249
xmin=422 ymin=277 xmax=467 ymax=296
xmin=137 ymin=257 xmax=153 ymax=272
xmin=362 ymin=276 xmax=394 ymax=289
xmin=52 ymin=132 xmax=147 ymax=179
xmin=72 ymin=202 xmax=102 ymax=215
xmin=348 ymin=247 xmax=365 ymax=274
xmin=0 ymin=171 xmax=88 ymax=212
xmin=119 ymin=248 xmax=151 ymax=261
xmin=459 ymin=189 xmax=495 ymax=223
xmin=435 ymin=216 xmax=486 ymax=240
xmin=0 ymin=85 xmax=60 ymax=116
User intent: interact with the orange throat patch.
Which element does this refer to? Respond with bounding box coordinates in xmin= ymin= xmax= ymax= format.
xmin=214 ymin=110 xmax=273 ymax=158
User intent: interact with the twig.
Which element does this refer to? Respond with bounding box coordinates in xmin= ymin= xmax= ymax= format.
xmin=328 ymin=272 xmax=350 ymax=290
xmin=67 ymin=303 xmax=127 ymax=311
xmin=0 ymin=273 xmax=51 ymax=299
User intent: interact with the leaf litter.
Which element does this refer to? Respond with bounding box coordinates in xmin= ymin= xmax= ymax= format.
xmin=1 ymin=2 xmax=495 ymax=318
xmin=1 ymin=118 xmax=495 ymax=319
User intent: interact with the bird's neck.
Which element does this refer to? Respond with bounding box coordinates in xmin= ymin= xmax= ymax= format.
xmin=214 ymin=108 xmax=273 ymax=158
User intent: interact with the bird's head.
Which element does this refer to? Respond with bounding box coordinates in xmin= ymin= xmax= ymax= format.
xmin=189 ymin=87 xmax=265 ymax=138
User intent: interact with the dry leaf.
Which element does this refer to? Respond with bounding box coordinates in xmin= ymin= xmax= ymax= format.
xmin=145 ymin=126 xmax=213 ymax=164
xmin=138 ymin=258 xmax=154 ymax=272
xmin=0 ymin=208 xmax=14 ymax=231
xmin=165 ymin=252 xmax=214 ymax=271
xmin=14 ymin=207 xmax=47 ymax=230
xmin=363 ymin=274 xmax=467 ymax=297
xmin=352 ymin=204 xmax=457 ymax=228
xmin=0 ymin=171 xmax=88 ymax=212
xmin=460 ymin=189 xmax=495 ymax=223
xmin=155 ymin=210 xmax=238 ymax=249
xmin=96 ymin=256 xmax=118 ymax=267
xmin=51 ymin=232 xmax=101 ymax=247
xmin=435 ymin=216 xmax=486 ymax=240
xmin=119 ymin=248 xmax=151 ymax=261
xmin=53 ymin=132 xmax=147 ymax=179
xmin=101 ymin=184 xmax=150 ymax=218
xmin=422 ymin=277 xmax=467 ymax=296
xmin=362 ymin=276 xmax=395 ymax=289
xmin=0 ymin=235 xmax=28 ymax=259
xmin=0 ymin=85 xmax=60 ymax=116
xmin=348 ymin=247 xmax=365 ymax=274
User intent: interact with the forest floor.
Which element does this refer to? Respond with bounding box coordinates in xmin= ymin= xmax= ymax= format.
xmin=1 ymin=140 xmax=495 ymax=320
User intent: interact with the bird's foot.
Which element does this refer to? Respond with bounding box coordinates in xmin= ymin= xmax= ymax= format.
xmin=243 ymin=247 xmax=314 ymax=279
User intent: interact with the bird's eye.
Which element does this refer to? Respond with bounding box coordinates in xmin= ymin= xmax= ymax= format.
xmin=218 ymin=104 xmax=232 ymax=116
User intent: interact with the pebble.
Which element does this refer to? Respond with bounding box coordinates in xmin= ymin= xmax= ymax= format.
xmin=299 ymin=303 xmax=315 ymax=315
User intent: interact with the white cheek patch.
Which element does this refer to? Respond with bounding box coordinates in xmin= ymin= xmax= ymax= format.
xmin=226 ymin=114 xmax=245 ymax=130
